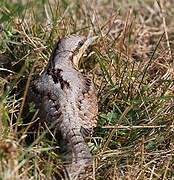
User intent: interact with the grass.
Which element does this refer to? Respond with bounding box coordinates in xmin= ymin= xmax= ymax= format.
xmin=0 ymin=0 xmax=174 ymax=179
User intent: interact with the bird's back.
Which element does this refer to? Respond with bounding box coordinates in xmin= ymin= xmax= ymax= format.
xmin=27 ymin=34 xmax=98 ymax=179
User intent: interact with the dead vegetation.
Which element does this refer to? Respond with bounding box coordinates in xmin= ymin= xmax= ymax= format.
xmin=0 ymin=0 xmax=174 ymax=179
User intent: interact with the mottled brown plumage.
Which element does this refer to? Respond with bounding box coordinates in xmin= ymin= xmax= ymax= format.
xmin=27 ymin=34 xmax=98 ymax=179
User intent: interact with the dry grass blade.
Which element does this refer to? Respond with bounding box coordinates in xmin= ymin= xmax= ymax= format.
xmin=101 ymin=124 xmax=174 ymax=129
xmin=103 ymin=106 xmax=132 ymax=152
xmin=14 ymin=60 xmax=37 ymax=134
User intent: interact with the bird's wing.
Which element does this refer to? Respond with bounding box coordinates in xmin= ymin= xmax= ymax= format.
xmin=77 ymin=76 xmax=98 ymax=137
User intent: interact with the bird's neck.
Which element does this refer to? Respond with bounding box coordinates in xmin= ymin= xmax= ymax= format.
xmin=43 ymin=50 xmax=75 ymax=75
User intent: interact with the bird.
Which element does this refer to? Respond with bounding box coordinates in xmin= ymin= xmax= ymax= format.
xmin=27 ymin=34 xmax=98 ymax=179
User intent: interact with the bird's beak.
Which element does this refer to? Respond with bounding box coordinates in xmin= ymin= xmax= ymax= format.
xmin=73 ymin=36 xmax=98 ymax=68
xmin=85 ymin=36 xmax=98 ymax=49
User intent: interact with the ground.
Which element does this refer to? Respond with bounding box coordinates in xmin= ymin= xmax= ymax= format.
xmin=0 ymin=0 xmax=174 ymax=179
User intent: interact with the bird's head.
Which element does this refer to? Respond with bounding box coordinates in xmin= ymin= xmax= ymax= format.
xmin=51 ymin=34 xmax=98 ymax=69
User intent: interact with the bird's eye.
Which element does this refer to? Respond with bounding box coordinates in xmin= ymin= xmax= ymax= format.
xmin=78 ymin=41 xmax=84 ymax=47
